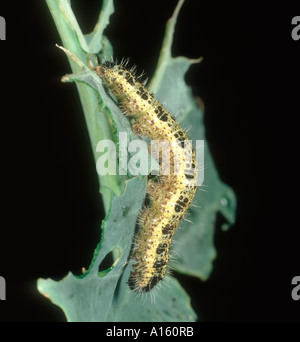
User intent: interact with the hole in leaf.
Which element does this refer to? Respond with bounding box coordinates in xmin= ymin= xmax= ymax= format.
xmin=98 ymin=247 xmax=121 ymax=277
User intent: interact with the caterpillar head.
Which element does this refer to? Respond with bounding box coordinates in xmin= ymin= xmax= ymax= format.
xmin=96 ymin=62 xmax=136 ymax=100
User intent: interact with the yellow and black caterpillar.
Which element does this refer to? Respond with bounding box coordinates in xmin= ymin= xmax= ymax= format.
xmin=96 ymin=60 xmax=197 ymax=292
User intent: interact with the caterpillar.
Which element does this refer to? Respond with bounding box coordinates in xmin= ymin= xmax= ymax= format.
xmin=96 ymin=60 xmax=198 ymax=292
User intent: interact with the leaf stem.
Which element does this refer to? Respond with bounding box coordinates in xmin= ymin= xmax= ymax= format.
xmin=45 ymin=0 xmax=121 ymax=213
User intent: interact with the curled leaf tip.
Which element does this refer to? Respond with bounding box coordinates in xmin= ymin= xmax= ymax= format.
xmin=190 ymin=56 xmax=204 ymax=64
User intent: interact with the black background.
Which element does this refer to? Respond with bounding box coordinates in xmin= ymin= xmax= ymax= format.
xmin=0 ymin=0 xmax=299 ymax=322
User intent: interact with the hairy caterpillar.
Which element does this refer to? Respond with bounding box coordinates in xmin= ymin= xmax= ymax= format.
xmin=96 ymin=60 xmax=198 ymax=292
